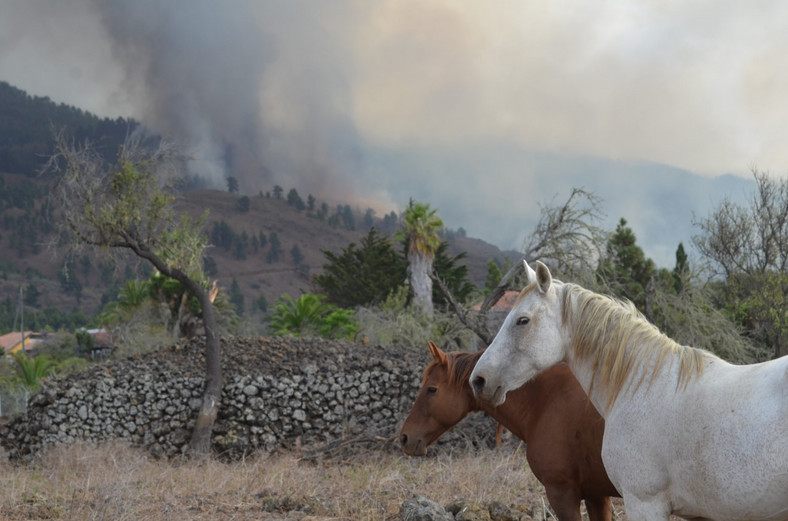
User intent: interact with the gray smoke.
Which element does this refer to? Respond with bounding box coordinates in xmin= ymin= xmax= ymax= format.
xmin=91 ymin=0 xmax=365 ymax=200
xmin=94 ymin=1 xmax=268 ymax=189
xmin=1 ymin=1 xmax=776 ymax=264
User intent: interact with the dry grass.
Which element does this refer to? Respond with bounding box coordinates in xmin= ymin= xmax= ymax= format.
xmin=0 ymin=441 xmax=582 ymax=521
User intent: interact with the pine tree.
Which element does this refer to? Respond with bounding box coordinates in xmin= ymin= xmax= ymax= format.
xmin=597 ymin=218 xmax=655 ymax=311
xmin=314 ymin=229 xmax=407 ymax=308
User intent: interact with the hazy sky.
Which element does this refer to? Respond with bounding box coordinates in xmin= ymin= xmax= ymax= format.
xmin=2 ymin=0 xmax=786 ymax=266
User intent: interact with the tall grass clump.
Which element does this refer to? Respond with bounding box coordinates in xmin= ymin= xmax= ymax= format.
xmin=354 ymin=286 xmax=477 ymax=349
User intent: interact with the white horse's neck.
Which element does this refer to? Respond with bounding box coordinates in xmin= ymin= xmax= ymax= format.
xmin=564 ymin=338 xmax=703 ymax=419
xmin=562 ymin=349 xmax=612 ymax=417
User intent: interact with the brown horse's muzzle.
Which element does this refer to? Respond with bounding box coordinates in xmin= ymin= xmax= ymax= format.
xmin=399 ymin=432 xmax=427 ymax=456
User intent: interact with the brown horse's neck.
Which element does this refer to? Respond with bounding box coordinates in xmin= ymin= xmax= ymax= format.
xmin=450 ymin=351 xmax=537 ymax=443
xmin=475 ymin=382 xmax=537 ymax=443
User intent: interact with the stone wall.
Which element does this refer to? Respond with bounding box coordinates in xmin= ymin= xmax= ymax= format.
xmin=1 ymin=336 xmax=497 ymax=461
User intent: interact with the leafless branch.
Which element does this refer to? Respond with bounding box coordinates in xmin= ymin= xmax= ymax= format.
xmin=522 ymin=188 xmax=607 ymax=281
xmin=430 ymin=272 xmax=494 ymax=345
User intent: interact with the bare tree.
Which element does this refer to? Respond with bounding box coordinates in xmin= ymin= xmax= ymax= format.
xmin=522 ymin=188 xmax=607 ymax=283
xmin=434 ymin=188 xmax=606 ymax=344
xmin=47 ymin=132 xmax=221 ymax=456
xmin=693 ymin=168 xmax=788 ymax=358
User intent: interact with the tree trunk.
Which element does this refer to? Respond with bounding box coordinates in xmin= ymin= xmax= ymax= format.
xmin=134 ymin=249 xmax=222 ymax=457
xmin=408 ymin=252 xmax=433 ymax=316
xmin=184 ymin=281 xmax=222 ymax=456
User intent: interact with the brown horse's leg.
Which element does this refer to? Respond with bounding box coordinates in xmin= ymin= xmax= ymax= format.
xmin=495 ymin=423 xmax=503 ymax=447
xmin=584 ymin=496 xmax=612 ymax=521
xmin=543 ymin=486 xmax=582 ymax=521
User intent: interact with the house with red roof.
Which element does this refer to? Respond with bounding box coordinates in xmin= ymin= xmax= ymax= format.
xmin=0 ymin=331 xmax=46 ymax=355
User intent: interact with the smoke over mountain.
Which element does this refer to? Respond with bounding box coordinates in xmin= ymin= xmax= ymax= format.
xmin=2 ymin=1 xmax=782 ymax=264
xmin=90 ymin=1 xmax=371 ymax=202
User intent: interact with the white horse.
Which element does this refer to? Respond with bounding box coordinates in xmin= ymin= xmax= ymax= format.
xmin=470 ymin=260 xmax=788 ymax=521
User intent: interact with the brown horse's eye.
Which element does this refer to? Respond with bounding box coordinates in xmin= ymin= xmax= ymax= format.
xmin=516 ymin=316 xmax=530 ymax=326
xmin=426 ymin=386 xmax=438 ymax=395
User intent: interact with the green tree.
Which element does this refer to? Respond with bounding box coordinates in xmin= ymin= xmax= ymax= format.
xmin=255 ymin=294 xmax=268 ymax=313
xmin=226 ymin=176 xmax=239 ymax=193
xmin=314 ymin=229 xmax=407 ymax=308
xmin=233 ymin=232 xmax=249 ymax=260
xmin=272 ymin=185 xmax=283 ymax=200
xmin=363 ymin=208 xmax=375 ymax=230
xmin=396 ymin=200 xmax=443 ymax=316
xmin=211 ymin=220 xmax=235 ymax=250
xmin=290 ymin=244 xmax=304 ymax=266
xmin=597 ymin=218 xmax=655 ymax=312
xmin=693 ymin=169 xmax=788 ymax=359
xmin=672 ymin=242 xmax=689 ymax=294
xmin=317 ymin=202 xmax=329 ymax=221
xmin=23 ymin=283 xmax=41 ymax=308
xmin=484 ymin=260 xmax=503 ymax=293
xmin=75 ymin=329 xmax=94 ymax=356
xmin=48 ymin=133 xmax=221 ymax=456
xmin=286 ymin=188 xmax=306 ymax=210
xmin=266 ymin=232 xmax=282 ymax=263
xmin=341 ymin=205 xmax=356 ymax=230
xmin=431 ymin=242 xmax=476 ymax=308
xmin=229 ymin=277 xmax=244 ymax=316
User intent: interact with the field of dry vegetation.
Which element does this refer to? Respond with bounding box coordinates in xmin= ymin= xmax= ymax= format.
xmin=0 ymin=440 xmax=629 ymax=521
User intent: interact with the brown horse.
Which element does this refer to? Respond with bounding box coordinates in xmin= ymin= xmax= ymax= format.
xmin=400 ymin=341 xmax=619 ymax=521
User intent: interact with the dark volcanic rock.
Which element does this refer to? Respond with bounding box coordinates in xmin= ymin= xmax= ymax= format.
xmin=0 ymin=336 xmax=499 ymax=461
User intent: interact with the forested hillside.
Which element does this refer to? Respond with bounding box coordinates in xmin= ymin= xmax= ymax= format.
xmin=0 ymin=82 xmax=519 ymax=334
xmin=0 ymin=81 xmax=137 ymax=176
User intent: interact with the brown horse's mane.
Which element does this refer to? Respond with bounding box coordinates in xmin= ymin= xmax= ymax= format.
xmin=422 ymin=350 xmax=483 ymax=393
xmin=559 ymin=282 xmax=715 ymax=411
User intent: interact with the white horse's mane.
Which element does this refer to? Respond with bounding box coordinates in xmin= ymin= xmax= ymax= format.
xmin=559 ymin=283 xmax=714 ymax=410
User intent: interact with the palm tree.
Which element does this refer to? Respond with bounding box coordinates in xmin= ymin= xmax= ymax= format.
xmin=268 ymin=294 xmax=330 ymax=337
xmin=396 ymin=200 xmax=444 ymax=316
xmin=12 ymin=353 xmax=56 ymax=389
xmin=118 ymin=279 xmax=152 ymax=310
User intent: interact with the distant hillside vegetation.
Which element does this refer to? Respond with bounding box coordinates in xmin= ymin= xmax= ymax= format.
xmin=0 ymin=82 xmax=521 ymax=333
xmin=0 ymin=80 xmax=138 ymax=176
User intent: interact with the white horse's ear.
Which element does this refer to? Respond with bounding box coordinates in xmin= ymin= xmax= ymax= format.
xmin=535 ymin=261 xmax=552 ymax=294
xmin=523 ymin=260 xmax=537 ymax=285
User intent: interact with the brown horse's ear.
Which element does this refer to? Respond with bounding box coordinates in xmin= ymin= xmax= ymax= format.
xmin=427 ymin=341 xmax=448 ymax=364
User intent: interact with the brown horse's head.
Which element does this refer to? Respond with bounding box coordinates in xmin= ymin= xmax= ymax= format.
xmin=399 ymin=341 xmax=480 ymax=456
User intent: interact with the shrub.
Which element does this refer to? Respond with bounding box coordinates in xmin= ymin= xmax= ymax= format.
xmin=267 ymin=293 xmax=357 ymax=340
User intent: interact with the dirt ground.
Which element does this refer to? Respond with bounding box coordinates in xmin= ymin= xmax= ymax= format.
xmin=0 ymin=439 xmax=630 ymax=521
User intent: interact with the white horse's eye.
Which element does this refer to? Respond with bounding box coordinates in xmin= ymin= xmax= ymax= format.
xmin=516 ymin=316 xmax=530 ymax=326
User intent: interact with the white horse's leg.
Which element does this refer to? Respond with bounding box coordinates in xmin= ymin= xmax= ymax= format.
xmin=622 ymin=495 xmax=671 ymax=521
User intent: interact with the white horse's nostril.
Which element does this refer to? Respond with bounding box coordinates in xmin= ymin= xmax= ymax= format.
xmin=471 ymin=375 xmax=486 ymax=394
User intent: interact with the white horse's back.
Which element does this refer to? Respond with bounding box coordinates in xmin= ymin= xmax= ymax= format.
xmin=602 ymin=356 xmax=788 ymax=521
